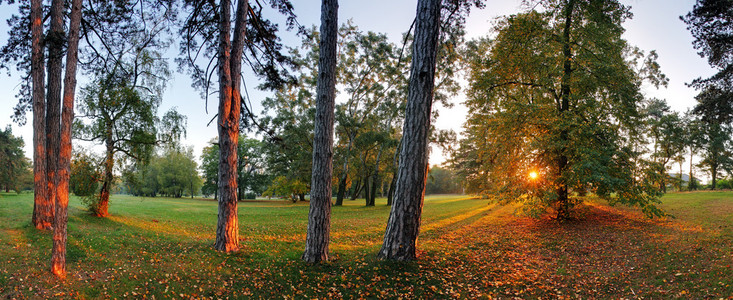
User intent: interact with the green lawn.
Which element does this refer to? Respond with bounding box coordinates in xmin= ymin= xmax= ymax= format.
xmin=0 ymin=192 xmax=730 ymax=298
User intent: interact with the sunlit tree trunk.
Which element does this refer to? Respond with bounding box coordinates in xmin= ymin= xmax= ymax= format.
xmin=214 ymin=0 xmax=247 ymax=252
xmin=303 ymin=0 xmax=338 ymax=263
xmin=51 ymin=0 xmax=81 ymax=278
xmin=97 ymin=124 xmax=113 ymax=217
xmin=378 ymin=0 xmax=441 ymax=261
xmin=556 ymin=0 xmax=575 ymax=221
xmin=44 ymin=0 xmax=65 ymax=228
xmin=30 ymin=0 xmax=51 ymax=230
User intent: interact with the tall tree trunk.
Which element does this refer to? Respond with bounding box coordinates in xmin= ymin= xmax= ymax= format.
xmin=334 ymin=135 xmax=354 ymax=206
xmin=349 ymin=179 xmax=362 ymax=200
xmin=44 ymin=0 xmax=65 ymax=227
xmin=31 ymin=0 xmax=51 ymax=230
xmin=51 ymin=0 xmax=81 ymax=277
xmin=556 ymin=0 xmax=575 ymax=221
xmin=711 ymin=163 xmax=717 ymax=190
xmin=214 ymin=0 xmax=247 ymax=252
xmin=97 ymin=126 xmax=114 ymax=217
xmin=369 ymin=132 xmax=388 ymax=206
xmin=387 ymin=138 xmax=402 ymax=206
xmin=335 ymin=173 xmax=347 ymax=206
xmin=688 ymin=149 xmax=695 ymax=191
xmin=387 ymin=175 xmax=396 ymax=206
xmin=378 ymin=0 xmax=440 ymax=261
xmin=364 ymin=173 xmax=372 ymax=206
xmin=369 ymin=172 xmax=380 ymax=205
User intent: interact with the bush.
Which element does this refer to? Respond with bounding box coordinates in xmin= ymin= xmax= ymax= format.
xmin=716 ymin=178 xmax=732 ymax=189
xmin=244 ymin=192 xmax=257 ymax=200
xmin=70 ymin=152 xmax=101 ymax=197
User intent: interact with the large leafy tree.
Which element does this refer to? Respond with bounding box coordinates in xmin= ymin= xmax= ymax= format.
xmin=455 ymin=1 xmax=668 ymax=220
xmin=73 ymin=0 xmax=184 ymax=217
xmin=644 ymin=98 xmax=685 ymax=192
xmin=0 ymin=126 xmax=30 ymax=193
xmin=683 ymin=0 xmax=733 ymax=190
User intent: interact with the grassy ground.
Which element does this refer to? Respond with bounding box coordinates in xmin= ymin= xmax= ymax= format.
xmin=0 ymin=191 xmax=730 ymax=299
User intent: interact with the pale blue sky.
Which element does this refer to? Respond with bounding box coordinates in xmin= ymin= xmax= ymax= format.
xmin=0 ymin=0 xmax=716 ymax=172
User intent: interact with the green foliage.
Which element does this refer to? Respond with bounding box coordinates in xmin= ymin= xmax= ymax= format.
xmin=453 ymin=2 xmax=668 ymax=218
xmin=682 ymin=0 xmax=733 ymax=90
xmin=199 ymin=141 xmax=219 ymax=198
xmin=425 ymin=166 xmax=462 ymax=195
xmin=70 ymin=151 xmax=102 ymax=211
xmin=199 ymin=137 xmax=270 ymax=199
xmin=715 ymin=178 xmax=733 ymax=189
xmin=644 ymin=99 xmax=686 ymax=191
xmin=125 ymin=145 xmax=202 ymax=198
xmin=0 ymin=126 xmax=31 ymax=193
xmin=262 ymin=176 xmax=307 ymax=201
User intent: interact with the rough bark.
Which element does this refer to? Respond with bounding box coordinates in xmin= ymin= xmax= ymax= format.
xmin=51 ymin=0 xmax=82 ymax=278
xmin=556 ymin=0 xmax=575 ymax=221
xmin=378 ymin=0 xmax=441 ymax=261
xmin=31 ymin=0 xmax=51 ymax=230
xmin=303 ymin=0 xmax=338 ymax=263
xmin=45 ymin=0 xmax=65 ymax=226
xmin=214 ymin=0 xmax=247 ymax=252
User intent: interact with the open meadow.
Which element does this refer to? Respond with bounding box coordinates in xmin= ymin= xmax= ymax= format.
xmin=1 ymin=192 xmax=731 ymax=298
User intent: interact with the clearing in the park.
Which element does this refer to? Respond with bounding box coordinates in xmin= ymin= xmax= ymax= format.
xmin=0 ymin=192 xmax=730 ymax=298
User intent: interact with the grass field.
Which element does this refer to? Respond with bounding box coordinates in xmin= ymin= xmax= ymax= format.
xmin=0 ymin=191 xmax=731 ymax=298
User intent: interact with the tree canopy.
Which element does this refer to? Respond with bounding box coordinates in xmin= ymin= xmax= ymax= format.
xmin=454 ymin=1 xmax=668 ymax=219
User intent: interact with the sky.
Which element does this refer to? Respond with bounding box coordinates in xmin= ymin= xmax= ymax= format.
xmin=0 ymin=0 xmax=717 ymax=175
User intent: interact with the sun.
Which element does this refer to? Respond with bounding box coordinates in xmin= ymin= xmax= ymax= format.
xmin=528 ymin=171 xmax=539 ymax=180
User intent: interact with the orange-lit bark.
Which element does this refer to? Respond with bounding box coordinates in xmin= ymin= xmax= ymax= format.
xmin=30 ymin=0 xmax=50 ymax=230
xmin=51 ymin=0 xmax=81 ymax=278
xmin=96 ymin=129 xmax=114 ymax=217
xmin=214 ymin=0 xmax=247 ymax=252
xmin=45 ymin=0 xmax=65 ymax=227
